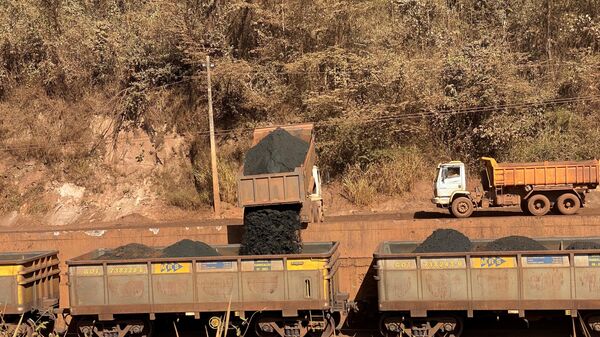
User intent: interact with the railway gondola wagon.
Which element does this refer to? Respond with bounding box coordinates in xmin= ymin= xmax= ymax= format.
xmin=0 ymin=251 xmax=60 ymax=337
xmin=374 ymin=239 xmax=600 ymax=337
xmin=67 ymin=241 xmax=347 ymax=337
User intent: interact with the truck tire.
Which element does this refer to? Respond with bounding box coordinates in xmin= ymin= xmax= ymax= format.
xmin=451 ymin=197 xmax=474 ymax=218
xmin=527 ymin=194 xmax=551 ymax=216
xmin=556 ymin=193 xmax=580 ymax=215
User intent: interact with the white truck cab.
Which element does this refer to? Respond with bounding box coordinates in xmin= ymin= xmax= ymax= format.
xmin=431 ymin=161 xmax=469 ymax=209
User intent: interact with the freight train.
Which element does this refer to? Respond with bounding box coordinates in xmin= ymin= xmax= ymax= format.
xmin=4 ymin=239 xmax=600 ymax=337
xmin=0 ymin=242 xmax=347 ymax=337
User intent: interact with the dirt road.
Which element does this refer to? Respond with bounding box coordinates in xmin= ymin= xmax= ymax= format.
xmin=4 ymin=204 xmax=600 ymax=234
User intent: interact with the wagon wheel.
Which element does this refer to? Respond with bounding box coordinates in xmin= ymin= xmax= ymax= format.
xmin=76 ymin=319 xmax=153 ymax=337
xmin=434 ymin=316 xmax=463 ymax=337
xmin=308 ymin=316 xmax=335 ymax=337
xmin=582 ymin=313 xmax=600 ymax=337
xmin=378 ymin=313 xmax=401 ymax=337
xmin=254 ymin=317 xmax=282 ymax=337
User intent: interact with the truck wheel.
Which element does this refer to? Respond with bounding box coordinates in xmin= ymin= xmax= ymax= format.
xmin=527 ymin=194 xmax=551 ymax=216
xmin=451 ymin=197 xmax=474 ymax=218
xmin=556 ymin=193 xmax=580 ymax=215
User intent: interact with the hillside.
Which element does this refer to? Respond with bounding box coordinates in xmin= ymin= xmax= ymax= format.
xmin=0 ymin=0 xmax=599 ymax=225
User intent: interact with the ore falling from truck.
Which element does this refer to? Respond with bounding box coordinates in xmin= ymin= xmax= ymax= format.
xmin=240 ymin=128 xmax=309 ymax=255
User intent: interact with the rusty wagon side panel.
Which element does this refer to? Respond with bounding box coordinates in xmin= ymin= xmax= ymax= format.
xmin=237 ymin=123 xmax=316 ymax=208
xmin=67 ymin=242 xmax=341 ymax=319
xmin=482 ymin=157 xmax=600 ymax=188
xmin=375 ymin=239 xmax=600 ymax=318
xmin=0 ymin=251 xmax=60 ymax=315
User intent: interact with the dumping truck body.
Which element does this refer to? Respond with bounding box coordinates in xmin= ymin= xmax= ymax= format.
xmin=67 ymin=242 xmax=347 ymax=337
xmin=432 ymin=157 xmax=600 ymax=217
xmin=0 ymin=251 xmax=60 ymax=335
xmin=375 ymin=238 xmax=600 ymax=337
xmin=238 ymin=123 xmax=324 ymax=224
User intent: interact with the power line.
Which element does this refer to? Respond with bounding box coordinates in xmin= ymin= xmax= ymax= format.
xmin=0 ymin=94 xmax=599 ymax=152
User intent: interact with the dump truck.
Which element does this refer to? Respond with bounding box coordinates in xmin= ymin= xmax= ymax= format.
xmin=432 ymin=157 xmax=600 ymax=217
xmin=67 ymin=242 xmax=347 ymax=337
xmin=237 ymin=123 xmax=324 ymax=224
xmin=375 ymin=238 xmax=600 ymax=337
xmin=0 ymin=250 xmax=60 ymax=336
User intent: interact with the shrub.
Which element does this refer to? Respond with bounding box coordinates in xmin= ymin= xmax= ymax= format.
xmin=341 ymin=146 xmax=431 ymax=205
xmin=341 ymin=165 xmax=377 ymax=206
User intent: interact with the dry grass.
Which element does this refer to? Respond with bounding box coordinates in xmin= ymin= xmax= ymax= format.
xmin=0 ymin=178 xmax=21 ymax=214
xmin=155 ymin=165 xmax=209 ymax=210
xmin=218 ymin=158 xmax=239 ymax=205
xmin=342 ymin=146 xmax=431 ymax=206
xmin=341 ymin=168 xmax=377 ymax=206
xmin=0 ymin=312 xmax=56 ymax=337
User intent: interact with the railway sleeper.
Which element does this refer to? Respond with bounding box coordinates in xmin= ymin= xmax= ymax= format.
xmin=381 ymin=316 xmax=462 ymax=337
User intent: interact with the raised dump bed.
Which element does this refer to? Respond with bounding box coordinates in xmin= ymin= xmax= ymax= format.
xmin=67 ymin=242 xmax=346 ymax=337
xmin=238 ymin=123 xmax=323 ymax=224
xmin=374 ymin=238 xmax=600 ymax=337
xmin=0 ymin=251 xmax=60 ymax=334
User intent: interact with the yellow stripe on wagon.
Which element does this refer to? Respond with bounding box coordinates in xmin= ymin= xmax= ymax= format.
xmin=471 ymin=257 xmax=516 ymax=269
xmin=152 ymin=262 xmax=191 ymax=274
xmin=420 ymin=258 xmax=466 ymax=269
xmin=286 ymin=259 xmax=327 ymax=270
xmin=107 ymin=264 xmax=148 ymax=275
xmin=0 ymin=266 xmax=19 ymax=276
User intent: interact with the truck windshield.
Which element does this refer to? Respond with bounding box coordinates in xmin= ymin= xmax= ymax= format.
xmin=444 ymin=166 xmax=460 ymax=179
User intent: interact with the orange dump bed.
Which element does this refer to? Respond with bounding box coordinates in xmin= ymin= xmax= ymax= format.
xmin=482 ymin=157 xmax=600 ymax=188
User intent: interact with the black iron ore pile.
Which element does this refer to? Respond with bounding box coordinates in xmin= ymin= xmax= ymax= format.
xmin=97 ymin=243 xmax=162 ymax=259
xmin=412 ymin=229 xmax=600 ymax=253
xmin=566 ymin=241 xmax=600 ymax=250
xmin=240 ymin=208 xmax=303 ymax=255
xmin=243 ymin=128 xmax=309 ymax=175
xmin=162 ymin=239 xmax=220 ymax=257
xmin=485 ymin=236 xmax=547 ymax=251
xmin=413 ymin=229 xmax=473 ymax=253
xmin=96 ymin=240 xmax=220 ymax=260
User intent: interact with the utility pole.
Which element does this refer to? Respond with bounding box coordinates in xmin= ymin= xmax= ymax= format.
xmin=205 ymin=55 xmax=221 ymax=217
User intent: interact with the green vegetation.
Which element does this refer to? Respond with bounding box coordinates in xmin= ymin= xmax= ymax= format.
xmin=0 ymin=0 xmax=599 ymax=206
